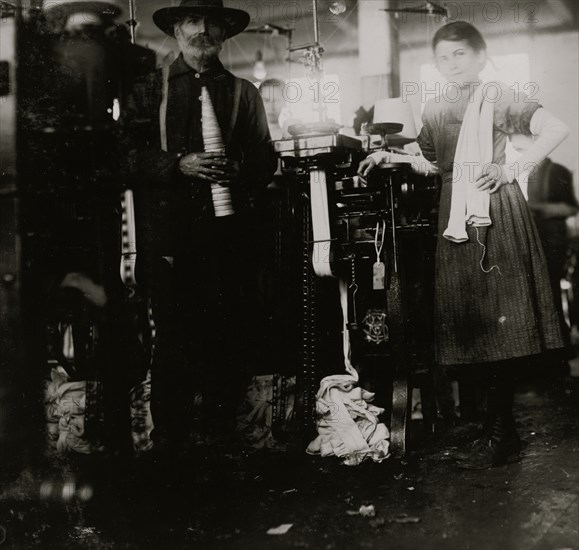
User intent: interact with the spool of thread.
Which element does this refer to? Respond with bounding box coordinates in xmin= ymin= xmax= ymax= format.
xmin=39 ymin=478 xmax=94 ymax=503
xmin=40 ymin=480 xmax=55 ymax=500
xmin=62 ymin=480 xmax=76 ymax=502
xmin=201 ymin=87 xmax=235 ymax=217
xmin=77 ymin=484 xmax=94 ymax=502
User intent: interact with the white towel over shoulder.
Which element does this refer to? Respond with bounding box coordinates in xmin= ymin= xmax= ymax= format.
xmin=443 ymin=83 xmax=495 ymax=243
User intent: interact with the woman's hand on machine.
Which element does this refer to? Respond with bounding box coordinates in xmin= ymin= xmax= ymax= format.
xmin=357 ymin=156 xmax=379 ymax=180
xmin=475 ymin=163 xmax=509 ymax=194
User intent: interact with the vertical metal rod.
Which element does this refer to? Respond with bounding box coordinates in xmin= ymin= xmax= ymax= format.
xmin=286 ymin=28 xmax=293 ymax=82
xmin=128 ymin=0 xmax=137 ymax=44
xmin=388 ymin=0 xmax=401 ymax=98
xmin=312 ymin=0 xmax=320 ymax=45
xmin=389 ymin=175 xmax=398 ymax=272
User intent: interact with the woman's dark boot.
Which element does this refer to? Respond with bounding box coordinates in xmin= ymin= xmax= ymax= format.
xmin=456 ymin=370 xmax=521 ymax=469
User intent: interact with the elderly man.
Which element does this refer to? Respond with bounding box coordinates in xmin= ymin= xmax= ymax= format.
xmin=128 ymin=0 xmax=277 ymax=455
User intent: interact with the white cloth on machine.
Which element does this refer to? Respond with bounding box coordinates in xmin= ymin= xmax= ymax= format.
xmin=309 ymin=168 xmax=334 ymax=277
xmin=306 ymin=280 xmax=390 ymax=465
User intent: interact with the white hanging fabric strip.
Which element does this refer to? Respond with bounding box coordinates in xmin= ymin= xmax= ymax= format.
xmin=309 ymin=169 xmax=333 ymax=277
xmin=62 ymin=324 xmax=74 ymax=361
xmin=339 ymin=278 xmax=357 ymax=378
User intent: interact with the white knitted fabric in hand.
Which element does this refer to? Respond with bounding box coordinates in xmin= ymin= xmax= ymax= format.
xmin=201 ymin=86 xmax=234 ymax=217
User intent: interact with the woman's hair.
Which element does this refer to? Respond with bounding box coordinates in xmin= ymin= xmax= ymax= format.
xmin=432 ymin=21 xmax=487 ymax=52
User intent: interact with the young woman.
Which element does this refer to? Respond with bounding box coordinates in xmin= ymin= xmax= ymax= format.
xmin=358 ymin=21 xmax=569 ymax=468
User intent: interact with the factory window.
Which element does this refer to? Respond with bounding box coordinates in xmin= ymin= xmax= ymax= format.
xmin=281 ymin=74 xmax=342 ymax=125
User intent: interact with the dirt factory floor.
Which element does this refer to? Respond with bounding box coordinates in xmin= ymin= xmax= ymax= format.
xmin=1 ymin=375 xmax=578 ymax=550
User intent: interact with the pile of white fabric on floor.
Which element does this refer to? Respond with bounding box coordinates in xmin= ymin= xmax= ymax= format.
xmin=45 ymin=365 xmax=93 ymax=454
xmin=306 ymin=374 xmax=390 ymax=466
xmin=306 ymin=280 xmax=390 ymax=466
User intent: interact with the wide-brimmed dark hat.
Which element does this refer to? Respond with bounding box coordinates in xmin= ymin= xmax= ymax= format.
xmin=153 ymin=0 xmax=250 ymax=39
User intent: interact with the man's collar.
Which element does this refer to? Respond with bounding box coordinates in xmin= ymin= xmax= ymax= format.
xmin=169 ymin=53 xmax=227 ymax=80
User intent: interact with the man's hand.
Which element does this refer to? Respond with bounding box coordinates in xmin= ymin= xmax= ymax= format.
xmin=178 ymin=152 xmax=230 ymax=183
xmin=218 ymin=159 xmax=240 ymax=187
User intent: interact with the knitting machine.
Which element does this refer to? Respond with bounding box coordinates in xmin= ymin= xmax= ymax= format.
xmin=0 ymin=1 xmax=156 ymax=471
xmin=274 ymin=131 xmax=440 ymax=456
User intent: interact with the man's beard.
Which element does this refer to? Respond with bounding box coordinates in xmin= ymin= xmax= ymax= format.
xmin=179 ymin=34 xmax=223 ymax=63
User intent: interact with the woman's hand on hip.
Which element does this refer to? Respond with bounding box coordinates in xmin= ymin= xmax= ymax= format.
xmin=475 ymin=163 xmax=509 ymax=194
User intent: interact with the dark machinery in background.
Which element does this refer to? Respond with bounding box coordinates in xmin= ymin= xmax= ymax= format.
xmin=258 ymin=0 xmax=441 ymax=457
xmin=0 ymin=0 xmax=441 ymax=475
xmin=273 ymin=133 xmax=440 ymax=455
xmin=0 ymin=0 xmax=155 ymax=476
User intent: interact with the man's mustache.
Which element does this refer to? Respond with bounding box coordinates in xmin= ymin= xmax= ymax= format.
xmin=188 ymin=35 xmax=221 ymax=48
